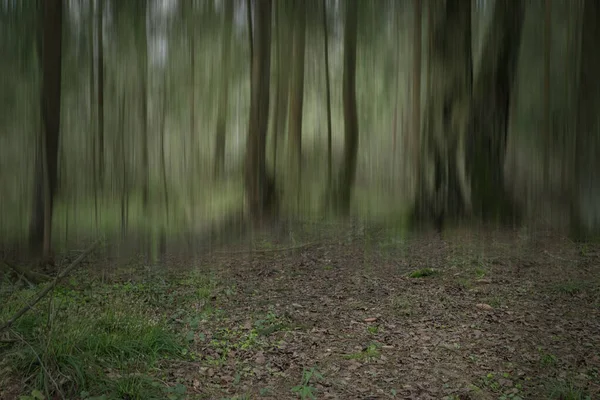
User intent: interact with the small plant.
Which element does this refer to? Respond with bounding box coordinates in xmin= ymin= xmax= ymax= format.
xmin=367 ymin=325 xmax=379 ymax=335
xmin=538 ymin=348 xmax=558 ymax=366
xmin=553 ymin=281 xmax=585 ymax=296
xmin=291 ymin=367 xmax=323 ymax=400
xmin=344 ymin=342 xmax=381 ymax=362
xmin=409 ymin=268 xmax=439 ymax=278
xmin=548 ymin=380 xmax=591 ymax=400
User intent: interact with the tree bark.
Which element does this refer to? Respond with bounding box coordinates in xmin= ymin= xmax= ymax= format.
xmin=415 ymin=0 xmax=472 ymax=229
xmin=335 ymin=0 xmax=359 ymax=215
xmin=411 ymin=0 xmax=422 ymax=189
xmin=287 ymin=0 xmax=306 ymax=205
xmin=213 ymin=0 xmax=234 ymax=179
xmin=466 ymin=0 xmax=524 ymax=221
xmin=29 ymin=0 xmax=62 ymax=258
xmin=138 ymin=0 xmax=149 ymax=210
xmin=571 ymin=0 xmax=600 ymax=237
xmin=97 ymin=0 xmax=105 ymax=187
xmin=323 ymin=0 xmax=333 ymax=192
xmin=245 ymin=0 xmax=275 ymax=221
xmin=271 ymin=0 xmax=292 ymax=183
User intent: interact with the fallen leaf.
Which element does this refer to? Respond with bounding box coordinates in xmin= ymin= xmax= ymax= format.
xmin=255 ymin=351 xmax=266 ymax=364
xmin=476 ymin=303 xmax=494 ymax=310
xmin=364 ymin=317 xmax=378 ymax=323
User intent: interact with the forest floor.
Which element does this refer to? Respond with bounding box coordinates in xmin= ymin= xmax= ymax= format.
xmin=1 ymin=223 xmax=600 ymax=400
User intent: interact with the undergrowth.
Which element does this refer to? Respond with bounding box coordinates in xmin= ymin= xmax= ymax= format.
xmin=0 ymin=269 xmax=220 ymax=399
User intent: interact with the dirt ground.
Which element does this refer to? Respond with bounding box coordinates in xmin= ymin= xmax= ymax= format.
xmin=156 ymin=225 xmax=600 ymax=399
xmin=2 ymin=224 xmax=599 ymax=399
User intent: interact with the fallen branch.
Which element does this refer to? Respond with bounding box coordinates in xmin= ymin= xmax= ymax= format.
xmin=0 ymin=239 xmax=101 ymax=333
xmin=1 ymin=259 xmax=51 ymax=285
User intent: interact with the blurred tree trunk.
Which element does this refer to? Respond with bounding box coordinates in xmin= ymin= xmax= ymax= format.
xmin=287 ymin=0 xmax=306 ymax=207
xmin=466 ymin=0 xmax=524 ymax=221
xmin=271 ymin=0 xmax=291 ymax=182
xmin=571 ymin=0 xmax=600 ymax=238
xmin=323 ymin=0 xmax=333 ymax=192
xmin=411 ymin=0 xmax=422 ymax=193
xmin=97 ymin=0 xmax=105 ymax=187
xmin=335 ymin=0 xmax=358 ymax=215
xmin=29 ymin=0 xmax=62 ymax=259
xmin=543 ymin=0 xmax=551 ymax=186
xmin=188 ymin=2 xmax=196 ymax=175
xmin=213 ymin=0 xmax=234 ymax=179
xmin=120 ymin=89 xmax=129 ymax=236
xmin=138 ymin=0 xmax=149 ymax=210
xmin=89 ymin=0 xmax=98 ymax=229
xmin=414 ymin=0 xmax=472 ymax=229
xmin=245 ymin=0 xmax=276 ymax=221
xmin=161 ymin=73 xmax=169 ymax=223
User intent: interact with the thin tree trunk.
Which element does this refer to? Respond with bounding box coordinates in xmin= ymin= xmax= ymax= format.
xmin=322 ymin=0 xmax=333 ymax=192
xmin=97 ymin=0 xmax=105 ymax=187
xmin=271 ymin=1 xmax=291 ymax=183
xmin=139 ymin=1 xmax=149 ymax=211
xmin=245 ymin=0 xmax=275 ymax=221
xmin=466 ymin=0 xmax=525 ymax=221
xmin=287 ymin=0 xmax=306 ymax=208
xmin=161 ymin=74 xmax=169 ymax=222
xmin=213 ymin=0 xmax=234 ymax=179
xmin=335 ymin=0 xmax=359 ymax=215
xmin=29 ymin=0 xmax=62 ymax=258
xmin=89 ymin=0 xmax=98 ymax=230
xmin=247 ymin=0 xmax=253 ymax=65
xmin=189 ymin=2 xmax=196 ymax=174
xmin=120 ymin=89 xmax=128 ymax=236
xmin=543 ymin=0 xmax=551 ymax=185
xmin=412 ymin=0 xmax=422 ymax=181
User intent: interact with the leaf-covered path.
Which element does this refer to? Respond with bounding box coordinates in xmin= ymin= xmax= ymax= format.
xmin=171 ymin=226 xmax=600 ymax=399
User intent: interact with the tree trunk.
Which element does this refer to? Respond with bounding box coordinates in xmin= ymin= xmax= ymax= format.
xmin=271 ymin=0 xmax=292 ymax=183
xmin=571 ymin=0 xmax=600 ymax=238
xmin=245 ymin=0 xmax=275 ymax=221
xmin=161 ymin=74 xmax=169 ymax=223
xmin=213 ymin=0 xmax=234 ymax=179
xmin=29 ymin=0 xmax=62 ymax=258
xmin=97 ymin=0 xmax=105 ymax=187
xmin=466 ymin=0 xmax=524 ymax=221
xmin=411 ymin=0 xmax=422 ymax=190
xmin=138 ymin=1 xmax=149 ymax=210
xmin=415 ymin=0 xmax=472 ymax=229
xmin=89 ymin=0 xmax=98 ymax=229
xmin=335 ymin=0 xmax=359 ymax=215
xmin=120 ymin=89 xmax=129 ymax=236
xmin=323 ymin=0 xmax=333 ymax=192
xmin=287 ymin=0 xmax=306 ymax=206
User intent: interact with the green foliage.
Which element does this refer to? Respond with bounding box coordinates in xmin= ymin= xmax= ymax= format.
xmin=344 ymin=342 xmax=381 ymax=362
xmin=409 ymin=268 xmax=439 ymax=278
xmin=0 ymin=277 xmax=187 ymax=399
xmin=548 ymin=381 xmax=591 ymax=400
xmin=291 ymin=367 xmax=323 ymax=400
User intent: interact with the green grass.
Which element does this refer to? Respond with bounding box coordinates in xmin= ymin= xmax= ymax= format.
xmin=409 ymin=268 xmax=439 ymax=278
xmin=548 ymin=380 xmax=591 ymax=400
xmin=344 ymin=342 xmax=381 ymax=362
xmin=0 ymin=269 xmax=225 ymax=399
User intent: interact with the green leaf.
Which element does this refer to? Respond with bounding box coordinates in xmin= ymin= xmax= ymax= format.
xmin=31 ymin=390 xmax=45 ymax=400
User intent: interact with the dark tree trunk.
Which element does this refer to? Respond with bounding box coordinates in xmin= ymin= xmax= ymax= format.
xmin=414 ymin=0 xmax=472 ymax=229
xmin=323 ymin=0 xmax=333 ymax=191
xmin=97 ymin=0 xmax=105 ymax=187
xmin=571 ymin=0 xmax=600 ymax=238
xmin=271 ymin=0 xmax=292 ymax=182
xmin=335 ymin=0 xmax=359 ymax=215
xmin=245 ymin=0 xmax=275 ymax=221
xmin=213 ymin=0 xmax=234 ymax=179
xmin=466 ymin=0 xmax=524 ymax=221
xmin=138 ymin=0 xmax=149 ymax=210
xmin=287 ymin=0 xmax=306 ymax=205
xmin=29 ymin=0 xmax=62 ymax=258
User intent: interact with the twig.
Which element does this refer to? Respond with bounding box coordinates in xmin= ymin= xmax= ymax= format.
xmin=211 ymin=241 xmax=318 ymax=255
xmin=0 ymin=239 xmax=101 ymax=333
xmin=9 ymin=328 xmax=65 ymax=400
